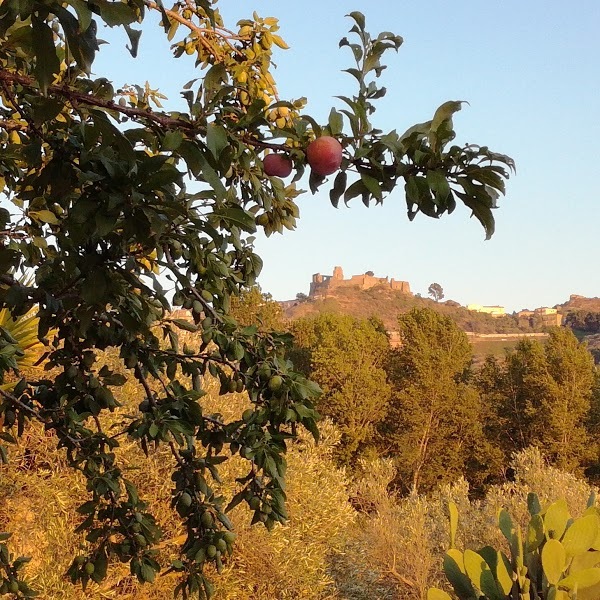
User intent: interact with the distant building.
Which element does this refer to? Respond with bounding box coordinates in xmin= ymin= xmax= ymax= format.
xmin=467 ymin=304 xmax=506 ymax=318
xmin=309 ymin=266 xmax=411 ymax=298
xmin=517 ymin=307 xmax=562 ymax=328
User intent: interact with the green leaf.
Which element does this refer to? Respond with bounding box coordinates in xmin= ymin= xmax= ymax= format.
xmin=545 ymin=499 xmax=571 ymax=540
xmin=213 ymin=206 xmax=257 ymax=233
xmin=171 ymin=319 xmax=198 ymax=333
xmin=328 ymin=108 xmax=343 ymax=135
xmin=197 ymin=153 xmax=226 ymax=198
xmin=542 ymin=539 xmax=567 ymax=585
xmin=499 ymin=509 xmax=515 ymax=545
xmin=448 ymin=501 xmax=458 ymax=549
xmin=443 ymin=553 xmax=475 ymax=599
xmin=457 ymin=191 xmax=496 ymax=240
xmin=431 ymin=100 xmax=466 ymax=134
xmin=96 ymin=0 xmax=138 ymax=26
xmin=527 ymin=514 xmax=545 ymax=552
xmin=559 ymin=568 xmax=600 ymax=590
xmin=426 ymin=170 xmax=451 ymax=205
xmin=343 ymin=180 xmax=366 ymax=204
xmin=329 ymin=171 xmax=347 ymax=208
xmin=124 ymin=25 xmax=142 ymax=58
xmin=55 ymin=7 xmax=98 ymax=74
xmin=496 ymin=551 xmax=513 ymax=595
xmin=528 ymin=492 xmax=542 ymax=516
xmin=464 ymin=549 xmax=503 ymax=600
xmin=148 ymin=422 xmax=159 ymax=438
xmin=562 ymin=514 xmax=599 ymax=557
xmin=163 ymin=131 xmax=184 ymax=151
xmin=347 ymin=11 xmax=365 ymax=31
xmin=206 ymin=123 xmax=228 ymax=160
xmin=67 ymin=0 xmax=92 ymax=31
xmin=32 ymin=16 xmax=60 ymax=95
xmin=360 ymin=171 xmax=382 ymax=201
xmin=30 ymin=210 xmax=59 ymax=224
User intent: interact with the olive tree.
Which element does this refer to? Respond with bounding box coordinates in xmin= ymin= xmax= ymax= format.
xmin=0 ymin=1 xmax=513 ymax=597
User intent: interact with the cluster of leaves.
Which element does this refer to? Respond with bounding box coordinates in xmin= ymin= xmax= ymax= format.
xmin=564 ymin=310 xmax=600 ymax=334
xmin=289 ymin=314 xmax=391 ymax=462
xmin=0 ymin=0 xmax=514 ymax=597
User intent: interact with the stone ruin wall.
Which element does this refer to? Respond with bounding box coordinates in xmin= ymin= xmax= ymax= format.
xmin=309 ymin=266 xmax=412 ymax=297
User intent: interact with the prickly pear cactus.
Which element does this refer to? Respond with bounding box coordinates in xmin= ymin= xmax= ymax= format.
xmin=428 ymin=492 xmax=600 ymax=600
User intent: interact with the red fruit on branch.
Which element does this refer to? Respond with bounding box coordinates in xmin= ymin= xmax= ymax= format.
xmin=263 ymin=153 xmax=293 ymax=177
xmin=306 ymin=136 xmax=343 ymax=176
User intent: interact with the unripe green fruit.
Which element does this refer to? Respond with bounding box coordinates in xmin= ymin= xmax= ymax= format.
xmin=268 ymin=375 xmax=283 ymax=392
xmin=201 ymin=290 xmax=213 ymax=302
xmin=216 ymin=538 xmax=227 ymax=553
xmin=248 ymin=496 xmax=260 ymax=510
xmin=194 ymin=547 xmax=206 ymax=563
xmin=201 ymin=511 xmax=214 ymax=528
xmin=258 ymin=364 xmax=272 ymax=380
xmin=131 ymin=523 xmax=142 ymax=533
xmin=223 ymin=531 xmax=236 ymax=544
xmin=228 ymin=380 xmax=237 ymax=393
xmin=84 ymin=562 xmax=95 ymax=575
xmin=8 ymin=580 xmax=19 ymax=593
xmin=125 ymin=355 xmax=138 ymax=368
xmin=236 ymin=379 xmax=244 ymax=393
xmin=74 ymin=555 xmax=86 ymax=565
xmin=4 ymin=410 xmax=15 ymax=427
xmin=179 ymin=492 xmax=193 ymax=508
xmin=206 ymin=544 xmax=217 ymax=558
xmin=135 ymin=533 xmax=147 ymax=547
xmin=242 ymin=408 xmax=253 ymax=423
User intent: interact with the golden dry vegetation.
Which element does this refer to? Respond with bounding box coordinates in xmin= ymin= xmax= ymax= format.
xmin=1 ymin=346 xmax=597 ymax=600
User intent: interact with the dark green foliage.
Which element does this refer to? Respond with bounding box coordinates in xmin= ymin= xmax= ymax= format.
xmin=478 ymin=329 xmax=597 ymax=473
xmin=290 ymin=314 xmax=391 ymax=463
xmin=383 ymin=308 xmax=501 ymax=493
xmin=564 ymin=310 xmax=600 ymax=334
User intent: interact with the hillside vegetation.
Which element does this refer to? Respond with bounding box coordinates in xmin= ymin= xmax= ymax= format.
xmin=284 ymin=285 xmax=530 ymax=334
xmin=2 ymin=368 xmax=598 ymax=599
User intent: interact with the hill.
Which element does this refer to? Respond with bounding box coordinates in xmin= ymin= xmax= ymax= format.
xmin=283 ymin=284 xmax=529 ymax=334
xmin=558 ymin=294 xmax=600 ymax=312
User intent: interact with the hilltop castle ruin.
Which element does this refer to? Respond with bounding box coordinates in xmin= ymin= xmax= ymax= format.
xmin=309 ymin=266 xmax=411 ymax=298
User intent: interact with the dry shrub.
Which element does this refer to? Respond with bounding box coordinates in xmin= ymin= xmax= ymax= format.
xmin=347 ymin=446 xmax=597 ymax=600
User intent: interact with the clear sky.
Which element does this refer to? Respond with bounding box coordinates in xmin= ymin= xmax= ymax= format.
xmin=94 ymin=1 xmax=600 ymax=312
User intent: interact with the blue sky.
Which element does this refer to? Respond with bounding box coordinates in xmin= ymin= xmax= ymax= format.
xmin=94 ymin=1 xmax=600 ymax=312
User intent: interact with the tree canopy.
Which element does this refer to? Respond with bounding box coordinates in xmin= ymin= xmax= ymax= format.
xmin=428 ymin=282 xmax=444 ymax=302
xmin=383 ymin=308 xmax=499 ymax=493
xmin=0 ymin=1 xmax=514 ymax=597
xmin=290 ymin=313 xmax=391 ymax=463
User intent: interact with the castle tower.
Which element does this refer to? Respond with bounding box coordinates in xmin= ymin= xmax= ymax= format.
xmin=332 ymin=266 xmax=344 ymax=280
